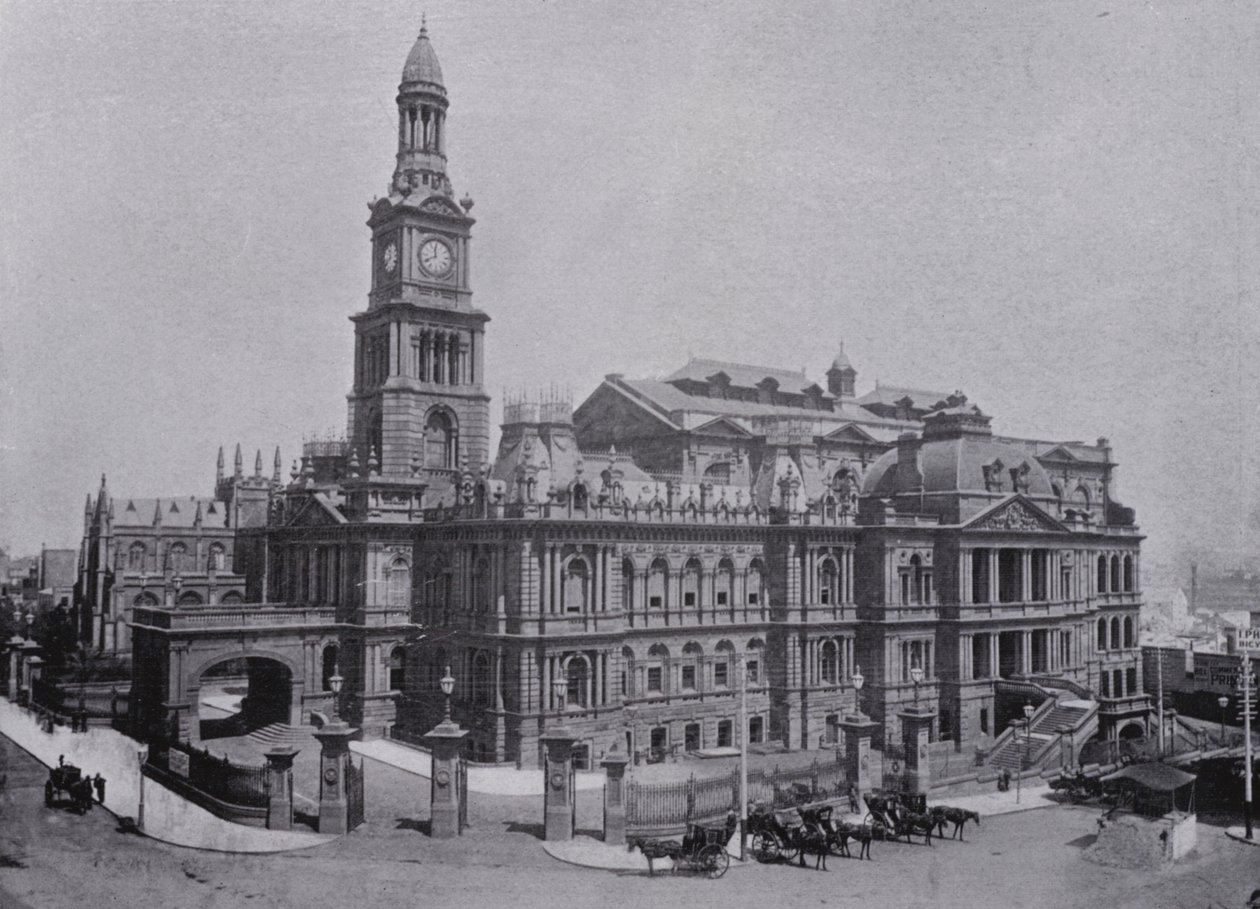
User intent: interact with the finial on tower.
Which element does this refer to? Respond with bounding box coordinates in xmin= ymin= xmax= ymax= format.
xmin=216 ymin=446 xmax=225 ymax=483
xmin=254 ymin=449 xmax=263 ymax=478
xmin=419 ymin=11 xmax=427 ymax=36
xmin=273 ymin=447 xmax=282 ymax=483
xmin=234 ymin=443 xmax=244 ymax=479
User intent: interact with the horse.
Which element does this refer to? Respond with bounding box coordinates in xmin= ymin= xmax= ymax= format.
xmin=836 ymin=820 xmax=874 ymax=860
xmin=793 ymin=808 xmax=832 ymax=870
xmin=891 ymin=810 xmax=935 ymax=846
xmin=939 ymin=807 xmax=980 ymax=841
xmin=628 ymin=837 xmax=682 ymax=876
xmin=863 ymin=792 xmax=902 ymax=829
xmin=69 ymin=778 xmax=94 ymax=816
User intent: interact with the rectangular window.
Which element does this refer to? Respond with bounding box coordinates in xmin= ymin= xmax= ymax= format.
xmin=979 ymin=707 xmax=989 ymax=735
xmin=716 ymin=591 xmax=728 ymax=606
xmin=647 ymin=666 xmax=662 ymax=693
xmin=747 ymin=591 xmax=759 ymax=606
xmin=717 ymin=720 xmax=733 ymax=748
xmin=820 ymin=586 xmax=830 ymax=605
xmin=684 ymin=592 xmax=696 ymax=607
xmin=620 ymin=671 xmax=627 ymax=697
xmin=746 ymin=659 xmax=760 ymax=684
xmin=681 ymin=665 xmax=696 ymax=690
xmin=649 ymin=595 xmax=662 ymax=609
xmin=714 ymin=661 xmax=729 ymax=688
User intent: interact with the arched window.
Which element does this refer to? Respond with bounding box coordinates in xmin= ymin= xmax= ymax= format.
xmin=1110 ymin=617 xmax=1121 ymax=651
xmin=208 ymin=543 xmax=226 ymax=571
xmin=472 ymin=556 xmax=489 ymax=611
xmin=647 ymin=643 xmax=669 ymax=694
xmin=1073 ymin=485 xmax=1091 ymax=509
xmin=388 ymin=558 xmax=411 ymax=609
xmin=681 ymin=642 xmax=703 ymax=691
xmin=220 ymin=591 xmax=243 ymax=605
xmin=703 ymin=461 xmax=731 ymax=484
xmin=167 ymin=542 xmax=188 ymax=572
xmin=564 ymin=557 xmax=590 ymax=614
xmin=621 ymin=558 xmax=635 ymax=612
xmin=715 ymin=558 xmax=735 ymax=614
xmin=620 ymin=646 xmax=635 ymax=697
xmin=134 ymin=591 xmax=159 ymax=608
xmin=1109 ymin=555 xmax=1121 ymax=594
xmin=565 ymin=655 xmax=590 ymax=708
xmin=368 ymin=408 xmax=383 ymax=461
xmin=572 ymin=482 xmax=589 ymax=511
xmin=177 ymin=590 xmax=203 ymax=605
xmin=1123 ymin=616 xmax=1134 ymax=649
xmin=1097 ymin=555 xmax=1108 ymax=593
xmin=425 ymin=409 xmax=457 ymax=469
xmin=682 ymin=558 xmax=702 ymax=610
xmin=128 ymin=542 xmax=146 ymax=570
xmin=819 ymin=558 xmax=838 ymax=605
xmin=745 ymin=638 xmax=765 ymax=685
xmin=1097 ymin=617 xmax=1107 ymax=651
xmin=648 ymin=558 xmax=669 ymax=610
xmin=322 ymin=645 xmax=339 ymax=691
xmin=1122 ymin=555 xmax=1133 ymax=592
xmin=389 ymin=647 xmax=406 ymax=691
xmin=472 ymin=651 xmax=492 ymax=706
xmin=820 ymin=639 xmax=839 ymax=684
xmin=746 ymin=560 xmax=764 ymax=608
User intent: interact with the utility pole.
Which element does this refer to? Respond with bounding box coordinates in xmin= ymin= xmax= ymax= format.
xmin=1156 ymin=648 xmax=1165 ymax=756
xmin=738 ymin=653 xmax=749 ymax=861
xmin=1241 ymin=652 xmax=1254 ymax=840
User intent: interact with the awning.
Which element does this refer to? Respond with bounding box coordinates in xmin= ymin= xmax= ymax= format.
xmin=1101 ymin=762 xmax=1196 ymax=792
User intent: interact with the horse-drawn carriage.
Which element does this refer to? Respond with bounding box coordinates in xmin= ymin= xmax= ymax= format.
xmin=44 ymin=759 xmax=93 ymax=815
xmin=1049 ymin=771 xmax=1107 ymax=804
xmin=629 ymin=814 xmax=736 ymax=878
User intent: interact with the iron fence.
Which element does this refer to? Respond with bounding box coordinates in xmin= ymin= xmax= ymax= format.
xmin=148 ymin=742 xmax=268 ymax=809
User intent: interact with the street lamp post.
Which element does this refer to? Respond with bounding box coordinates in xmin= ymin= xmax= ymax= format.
xmin=136 ymin=745 xmax=149 ymax=831
xmin=738 ymin=653 xmax=750 ymax=860
xmin=1016 ymin=702 xmax=1034 ymax=805
xmin=1219 ymin=695 xmax=1231 ymax=747
xmin=329 ymin=667 xmax=344 ymax=721
xmin=443 ymin=665 xmax=458 ymax=724
xmin=910 ymin=665 xmax=924 ymax=709
xmin=551 ymin=674 xmax=567 ymax=724
xmin=851 ymin=666 xmax=865 ymax=718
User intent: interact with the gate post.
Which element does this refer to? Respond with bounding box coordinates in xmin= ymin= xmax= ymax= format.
xmin=423 ymin=715 xmax=468 ymax=839
xmin=264 ymin=747 xmax=299 ymax=831
xmin=540 ymin=729 xmax=577 ymax=841
xmin=312 ymin=721 xmax=357 ymax=834
xmin=839 ymin=713 xmax=879 ymax=805
xmin=600 ymin=743 xmax=630 ymax=845
xmin=6 ymin=635 xmax=23 ymax=701
xmin=898 ymin=707 xmax=937 ymax=795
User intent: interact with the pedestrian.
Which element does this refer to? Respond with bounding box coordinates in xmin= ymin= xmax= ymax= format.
xmin=847 ymin=783 xmax=859 ymax=814
xmin=93 ymin=773 xmax=105 ymax=805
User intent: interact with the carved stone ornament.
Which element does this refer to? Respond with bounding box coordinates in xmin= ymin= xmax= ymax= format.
xmin=974 ymin=500 xmax=1055 ymax=533
xmin=435 ymin=768 xmax=451 ymax=788
xmin=550 ymin=770 xmax=567 ymax=791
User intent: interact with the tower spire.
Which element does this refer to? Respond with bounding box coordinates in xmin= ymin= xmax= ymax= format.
xmin=234 ymin=443 xmax=243 ymax=479
xmin=254 ymin=449 xmax=263 ymax=478
xmin=273 ymin=447 xmax=282 ymax=484
xmin=216 ymin=446 xmax=225 ymax=484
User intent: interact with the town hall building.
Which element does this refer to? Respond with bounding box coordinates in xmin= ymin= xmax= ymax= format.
xmin=119 ymin=24 xmax=1148 ymax=772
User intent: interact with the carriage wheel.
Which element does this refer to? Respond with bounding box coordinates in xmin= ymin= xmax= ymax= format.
xmin=699 ymin=844 xmax=729 ymax=879
xmin=778 ymin=839 xmax=800 ymax=864
xmin=751 ymin=833 xmax=779 ymax=863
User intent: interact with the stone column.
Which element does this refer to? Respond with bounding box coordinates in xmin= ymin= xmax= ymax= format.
xmin=425 ymin=717 xmax=468 ymax=839
xmin=600 ymin=744 xmax=630 ymax=844
xmin=312 ymin=722 xmax=357 ymax=834
xmin=540 ymin=728 xmax=577 ymax=841
xmin=264 ymin=747 xmax=299 ymax=831
xmin=898 ymin=707 xmax=937 ymax=795
xmin=7 ymin=636 xmax=23 ymax=700
xmin=840 ymin=713 xmax=879 ymax=802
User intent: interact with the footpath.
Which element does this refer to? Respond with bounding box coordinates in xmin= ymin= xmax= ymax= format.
xmin=0 ymin=697 xmax=335 ymax=853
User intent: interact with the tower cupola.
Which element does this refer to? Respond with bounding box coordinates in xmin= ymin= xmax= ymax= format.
xmin=826 ymin=344 xmax=857 ymax=398
xmin=393 ymin=19 xmax=451 ymax=197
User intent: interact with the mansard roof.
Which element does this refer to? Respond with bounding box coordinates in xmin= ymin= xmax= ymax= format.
xmin=664 ymin=358 xmax=821 ymax=394
xmin=857 ymin=383 xmax=958 ymax=410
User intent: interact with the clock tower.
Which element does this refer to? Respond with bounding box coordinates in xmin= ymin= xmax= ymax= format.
xmin=347 ymin=22 xmax=490 ymax=496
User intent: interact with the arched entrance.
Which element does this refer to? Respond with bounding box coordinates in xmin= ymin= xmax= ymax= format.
xmin=197 ymin=656 xmax=295 ymax=740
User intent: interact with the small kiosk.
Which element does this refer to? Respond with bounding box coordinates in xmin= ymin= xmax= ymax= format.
xmin=1086 ymin=763 xmax=1197 ymax=868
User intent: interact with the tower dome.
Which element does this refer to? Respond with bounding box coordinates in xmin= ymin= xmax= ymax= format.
xmin=402 ymin=22 xmax=445 ymax=90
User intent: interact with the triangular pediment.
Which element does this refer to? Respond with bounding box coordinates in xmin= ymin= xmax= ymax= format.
xmin=283 ymin=493 xmax=346 ymax=527
xmin=691 ymin=417 xmax=753 ymax=439
xmin=1039 ymin=445 xmax=1078 ymax=462
xmin=965 ymin=495 xmax=1067 ymax=534
xmin=821 ymin=422 xmax=880 ymax=444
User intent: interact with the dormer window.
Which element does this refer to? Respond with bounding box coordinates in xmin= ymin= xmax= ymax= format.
xmin=982 ymin=459 xmax=1005 ymax=493
xmin=756 ymin=377 xmax=780 ymax=406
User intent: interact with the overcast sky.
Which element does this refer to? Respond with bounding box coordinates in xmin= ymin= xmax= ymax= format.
xmin=1 ymin=0 xmax=1257 ymax=579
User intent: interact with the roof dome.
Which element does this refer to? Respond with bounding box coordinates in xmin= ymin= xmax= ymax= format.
xmin=402 ymin=25 xmax=445 ymax=88
xmin=861 ymin=415 xmax=1054 ymax=500
xmin=829 ymin=347 xmax=854 ymax=372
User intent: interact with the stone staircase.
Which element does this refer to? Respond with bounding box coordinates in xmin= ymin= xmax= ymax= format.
xmin=1030 ymin=703 xmax=1092 ymax=736
xmin=247 ymin=723 xmax=320 ymax=750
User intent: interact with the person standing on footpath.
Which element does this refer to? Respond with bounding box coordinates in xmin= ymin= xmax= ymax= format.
xmin=93 ymin=773 xmax=105 ymax=805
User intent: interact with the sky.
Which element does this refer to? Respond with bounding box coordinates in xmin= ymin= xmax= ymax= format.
xmin=1 ymin=0 xmax=1257 ymax=581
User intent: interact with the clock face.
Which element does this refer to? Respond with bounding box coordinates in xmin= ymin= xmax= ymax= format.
xmin=381 ymin=241 xmax=398 ymax=274
xmin=419 ymin=238 xmax=453 ymax=277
